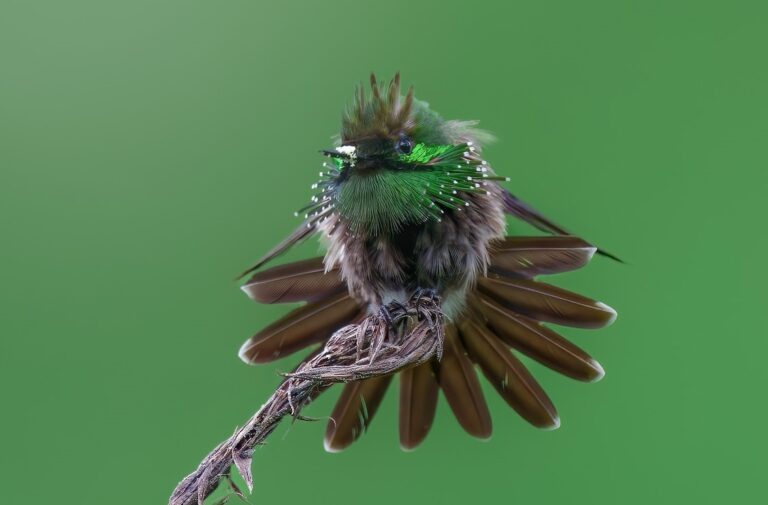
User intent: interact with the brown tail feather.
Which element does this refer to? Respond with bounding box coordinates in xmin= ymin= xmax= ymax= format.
xmin=458 ymin=318 xmax=560 ymax=430
xmin=489 ymin=236 xmax=597 ymax=277
xmin=478 ymin=276 xmax=617 ymax=329
xmin=436 ymin=325 xmax=492 ymax=439
xmin=469 ymin=294 xmax=604 ymax=382
xmin=399 ymin=362 xmax=439 ymax=450
xmin=238 ymin=293 xmax=361 ymax=364
xmin=324 ymin=375 xmax=393 ymax=452
xmin=241 ymin=257 xmax=345 ymax=304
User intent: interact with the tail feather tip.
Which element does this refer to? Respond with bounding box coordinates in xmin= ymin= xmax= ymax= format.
xmin=589 ymin=359 xmax=606 ymax=383
xmin=239 ymin=284 xmax=256 ymax=300
xmin=596 ymin=301 xmax=618 ymax=326
xmin=544 ymin=416 xmax=562 ymax=431
xmin=237 ymin=341 xmax=255 ymax=364
xmin=323 ymin=438 xmax=343 ymax=453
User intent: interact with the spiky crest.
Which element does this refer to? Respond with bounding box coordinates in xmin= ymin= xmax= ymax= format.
xmin=341 ymin=73 xmax=415 ymax=142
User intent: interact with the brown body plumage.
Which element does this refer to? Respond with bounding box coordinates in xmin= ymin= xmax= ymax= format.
xmin=317 ymin=181 xmax=506 ymax=315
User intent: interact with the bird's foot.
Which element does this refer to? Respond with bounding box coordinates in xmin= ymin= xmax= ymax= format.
xmin=412 ymin=287 xmax=439 ymax=312
xmin=378 ymin=300 xmax=409 ymax=334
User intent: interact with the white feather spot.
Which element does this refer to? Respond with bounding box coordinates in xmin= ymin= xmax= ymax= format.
xmin=335 ymin=145 xmax=356 ymax=156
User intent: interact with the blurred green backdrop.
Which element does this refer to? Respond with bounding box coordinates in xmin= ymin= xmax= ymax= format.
xmin=1 ymin=1 xmax=766 ymax=503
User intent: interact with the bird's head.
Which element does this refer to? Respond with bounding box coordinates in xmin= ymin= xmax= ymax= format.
xmin=300 ymin=73 xmax=505 ymax=237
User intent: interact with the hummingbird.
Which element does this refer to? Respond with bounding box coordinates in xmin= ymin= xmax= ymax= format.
xmin=237 ymin=73 xmax=618 ymax=452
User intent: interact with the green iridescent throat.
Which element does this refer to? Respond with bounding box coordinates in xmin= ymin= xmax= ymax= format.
xmin=300 ymin=143 xmax=506 ymax=235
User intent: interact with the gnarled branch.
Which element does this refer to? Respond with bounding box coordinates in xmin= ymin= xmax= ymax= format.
xmin=169 ymin=292 xmax=444 ymax=505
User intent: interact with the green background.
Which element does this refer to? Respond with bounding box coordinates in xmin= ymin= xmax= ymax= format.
xmin=2 ymin=1 xmax=766 ymax=503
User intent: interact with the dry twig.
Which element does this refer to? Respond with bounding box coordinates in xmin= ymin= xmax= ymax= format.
xmin=169 ymin=292 xmax=444 ymax=505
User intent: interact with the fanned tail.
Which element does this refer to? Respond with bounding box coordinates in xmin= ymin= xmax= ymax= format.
xmin=236 ymin=235 xmax=616 ymax=451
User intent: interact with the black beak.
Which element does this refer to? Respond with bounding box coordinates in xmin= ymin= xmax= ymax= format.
xmin=321 ymin=148 xmax=371 ymax=162
xmin=320 ymin=149 xmax=346 ymax=158
xmin=320 ymin=147 xmax=380 ymax=170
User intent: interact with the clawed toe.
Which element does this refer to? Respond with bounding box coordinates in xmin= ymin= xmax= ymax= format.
xmin=378 ymin=305 xmax=394 ymax=327
xmin=412 ymin=287 xmax=439 ymax=312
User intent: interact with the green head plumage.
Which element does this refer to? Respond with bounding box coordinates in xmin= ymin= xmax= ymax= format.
xmin=300 ymin=73 xmax=505 ymax=236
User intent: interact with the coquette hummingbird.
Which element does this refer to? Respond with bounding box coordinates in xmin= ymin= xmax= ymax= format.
xmin=237 ymin=73 xmax=618 ymax=451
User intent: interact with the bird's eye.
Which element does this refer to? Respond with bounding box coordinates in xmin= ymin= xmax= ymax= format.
xmin=395 ymin=135 xmax=413 ymax=155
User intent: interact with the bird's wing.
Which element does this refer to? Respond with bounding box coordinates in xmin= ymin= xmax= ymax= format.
xmin=501 ymin=188 xmax=622 ymax=262
xmin=237 ymin=220 xmax=318 ymax=279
